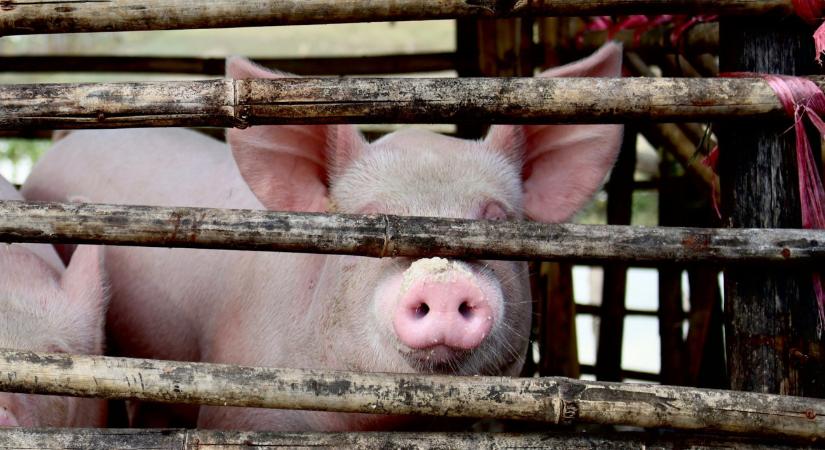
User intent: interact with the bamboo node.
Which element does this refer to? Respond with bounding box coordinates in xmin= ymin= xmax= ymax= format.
xmin=380 ymin=214 xmax=392 ymax=257
xmin=560 ymin=399 xmax=580 ymax=425
xmin=235 ymin=105 xmax=251 ymax=129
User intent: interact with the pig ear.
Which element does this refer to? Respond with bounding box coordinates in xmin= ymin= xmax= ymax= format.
xmin=60 ymin=245 xmax=108 ymax=354
xmin=226 ymin=57 xmax=367 ymax=212
xmin=485 ymin=42 xmax=624 ymax=223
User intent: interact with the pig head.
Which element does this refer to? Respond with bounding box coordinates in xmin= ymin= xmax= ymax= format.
xmin=224 ymin=42 xmax=623 ymax=379
xmin=0 ymin=177 xmax=108 ymax=427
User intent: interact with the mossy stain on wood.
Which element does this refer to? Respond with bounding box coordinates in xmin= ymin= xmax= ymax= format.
xmin=303 ymin=378 xmax=352 ymax=396
xmin=4 ymin=350 xmax=73 ymax=369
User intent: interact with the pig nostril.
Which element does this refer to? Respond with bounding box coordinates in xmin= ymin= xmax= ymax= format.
xmin=458 ymin=301 xmax=473 ymax=319
xmin=414 ymin=302 xmax=429 ymax=319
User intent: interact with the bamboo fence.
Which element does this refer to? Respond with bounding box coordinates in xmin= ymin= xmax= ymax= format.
xmin=1 ymin=200 xmax=824 ymax=264
xmin=1 ymin=77 xmax=822 ymax=129
xmin=0 ymin=349 xmax=822 ymax=439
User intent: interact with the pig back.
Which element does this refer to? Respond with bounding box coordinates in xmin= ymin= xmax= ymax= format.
xmin=22 ymin=128 xmax=279 ymax=364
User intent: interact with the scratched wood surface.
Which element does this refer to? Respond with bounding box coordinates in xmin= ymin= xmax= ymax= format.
xmin=1 ymin=200 xmax=825 ymax=264
xmin=1 ymin=77 xmax=822 ymax=129
xmin=0 ymin=1 xmax=791 ymax=36
xmin=0 ymin=349 xmax=823 ymax=438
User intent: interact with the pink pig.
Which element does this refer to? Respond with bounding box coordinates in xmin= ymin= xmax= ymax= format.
xmin=0 ymin=175 xmax=108 ymax=427
xmin=23 ymin=43 xmax=623 ymax=430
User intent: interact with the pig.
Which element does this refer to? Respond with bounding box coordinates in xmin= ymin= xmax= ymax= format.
xmin=22 ymin=42 xmax=623 ymax=431
xmin=0 ymin=175 xmax=108 ymax=427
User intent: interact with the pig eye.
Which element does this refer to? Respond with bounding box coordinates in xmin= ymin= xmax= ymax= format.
xmin=480 ymin=201 xmax=508 ymax=221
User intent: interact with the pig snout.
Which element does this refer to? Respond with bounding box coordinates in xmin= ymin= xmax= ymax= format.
xmin=392 ymin=258 xmax=498 ymax=352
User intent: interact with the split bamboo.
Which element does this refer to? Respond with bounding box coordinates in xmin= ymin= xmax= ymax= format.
xmin=0 ymin=1 xmax=788 ymax=36
xmin=2 ymin=76 xmax=824 ymax=129
xmin=2 ymin=200 xmax=825 ymax=264
xmin=0 ymin=428 xmax=816 ymax=449
xmin=0 ymin=349 xmax=823 ymax=439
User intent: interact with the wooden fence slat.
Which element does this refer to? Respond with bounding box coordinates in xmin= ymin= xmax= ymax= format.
xmin=2 ymin=200 xmax=825 ymax=264
xmin=2 ymin=76 xmax=825 ymax=129
xmin=0 ymin=349 xmax=823 ymax=438
xmin=0 ymin=428 xmax=816 ymax=449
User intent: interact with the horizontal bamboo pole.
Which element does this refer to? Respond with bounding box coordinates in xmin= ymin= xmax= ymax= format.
xmin=0 ymin=200 xmax=824 ymax=265
xmin=577 ymin=22 xmax=718 ymax=55
xmin=2 ymin=76 xmax=823 ymax=129
xmin=0 ymin=428 xmax=816 ymax=450
xmin=0 ymin=1 xmax=789 ymax=36
xmin=0 ymin=53 xmax=457 ymax=76
xmin=0 ymin=349 xmax=822 ymax=439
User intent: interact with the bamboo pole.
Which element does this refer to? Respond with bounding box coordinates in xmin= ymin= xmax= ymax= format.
xmin=2 ymin=200 xmax=825 ymax=265
xmin=623 ymin=52 xmax=718 ymax=190
xmin=2 ymin=76 xmax=825 ymax=129
xmin=0 ymin=1 xmax=789 ymax=36
xmin=0 ymin=53 xmax=457 ymax=76
xmin=0 ymin=349 xmax=823 ymax=439
xmin=575 ymin=22 xmax=718 ymax=55
xmin=0 ymin=428 xmax=816 ymax=449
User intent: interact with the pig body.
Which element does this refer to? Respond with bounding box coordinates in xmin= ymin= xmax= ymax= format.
xmin=0 ymin=176 xmax=108 ymax=427
xmin=23 ymin=43 xmax=624 ymax=431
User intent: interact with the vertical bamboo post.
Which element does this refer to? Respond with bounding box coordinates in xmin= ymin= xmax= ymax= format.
xmin=455 ymin=19 xmax=482 ymax=139
xmin=455 ymin=16 xmax=534 ymax=138
xmin=658 ymin=153 xmax=688 ymax=386
xmin=595 ymin=127 xmax=636 ymax=381
xmin=539 ymin=262 xmax=580 ymax=378
xmin=718 ymin=18 xmax=825 ymax=395
xmin=687 ymin=267 xmax=728 ymax=388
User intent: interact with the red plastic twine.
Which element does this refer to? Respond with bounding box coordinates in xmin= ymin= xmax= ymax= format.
xmin=793 ymin=0 xmax=825 ymax=63
xmin=703 ymin=74 xmax=825 ymax=331
xmin=742 ymin=74 xmax=825 ymax=331
xmin=576 ymin=15 xmax=717 ymax=49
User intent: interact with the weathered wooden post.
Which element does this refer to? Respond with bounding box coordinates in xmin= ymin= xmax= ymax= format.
xmin=718 ymin=16 xmax=825 ymax=395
